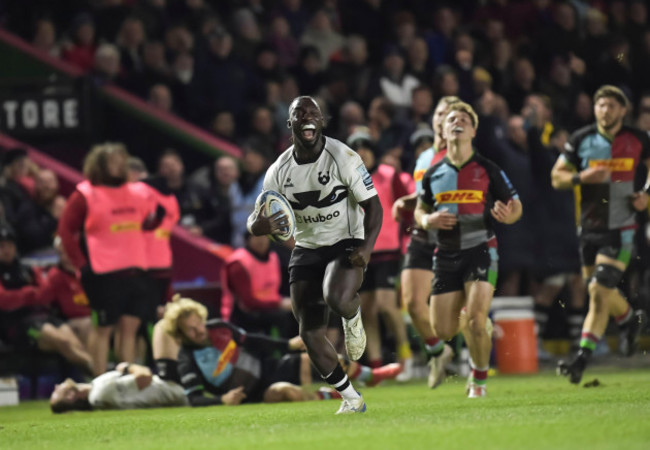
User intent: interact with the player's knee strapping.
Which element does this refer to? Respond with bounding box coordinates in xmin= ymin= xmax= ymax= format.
xmin=592 ymin=264 xmax=623 ymax=289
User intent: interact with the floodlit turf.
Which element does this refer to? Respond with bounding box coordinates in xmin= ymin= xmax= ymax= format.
xmin=1 ymin=368 xmax=649 ymax=450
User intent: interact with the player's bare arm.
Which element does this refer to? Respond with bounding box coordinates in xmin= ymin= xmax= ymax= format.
xmin=414 ymin=199 xmax=457 ymax=230
xmin=490 ymin=199 xmax=523 ymax=224
xmin=349 ymin=195 xmax=383 ymax=267
xmin=391 ymin=192 xmax=418 ymax=220
xmin=551 ymin=157 xmax=610 ymax=190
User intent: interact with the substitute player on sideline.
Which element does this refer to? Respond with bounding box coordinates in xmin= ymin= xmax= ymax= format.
xmin=415 ymin=102 xmax=522 ymax=398
xmin=392 ymin=96 xmax=459 ymax=386
xmin=552 ymin=85 xmax=649 ymax=384
xmin=248 ymin=96 xmax=383 ymax=414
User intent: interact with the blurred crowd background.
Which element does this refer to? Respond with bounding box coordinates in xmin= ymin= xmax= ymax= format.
xmin=1 ymin=0 xmax=650 ymax=398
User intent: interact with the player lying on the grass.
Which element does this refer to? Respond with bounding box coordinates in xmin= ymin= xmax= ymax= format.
xmin=414 ymin=102 xmax=522 ymax=398
xmin=153 ymin=296 xmax=402 ymax=407
xmin=49 ymin=362 xmax=188 ymax=412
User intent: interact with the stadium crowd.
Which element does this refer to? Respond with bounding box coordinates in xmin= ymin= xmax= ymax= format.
xmin=1 ymin=0 xmax=650 ymax=407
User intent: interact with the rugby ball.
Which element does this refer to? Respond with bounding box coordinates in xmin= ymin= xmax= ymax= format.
xmin=256 ymin=190 xmax=296 ymax=242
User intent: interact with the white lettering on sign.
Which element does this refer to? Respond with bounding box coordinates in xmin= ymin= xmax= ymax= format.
xmin=0 ymin=98 xmax=80 ymax=131
xmin=42 ymin=100 xmax=60 ymax=128
xmin=63 ymin=99 xmax=78 ymax=127
xmin=22 ymin=101 xmax=38 ymax=128
xmin=3 ymin=101 xmax=18 ymax=128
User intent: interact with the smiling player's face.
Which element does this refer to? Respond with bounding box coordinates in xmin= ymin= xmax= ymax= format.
xmin=443 ymin=110 xmax=476 ymax=143
xmin=288 ymin=97 xmax=324 ymax=149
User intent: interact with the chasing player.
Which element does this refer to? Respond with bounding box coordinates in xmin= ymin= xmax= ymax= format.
xmin=247 ymin=96 xmax=383 ymax=414
xmin=392 ymin=96 xmax=459 ymax=386
xmin=414 ymin=102 xmax=522 ymax=398
xmin=551 ymin=85 xmax=649 ymax=384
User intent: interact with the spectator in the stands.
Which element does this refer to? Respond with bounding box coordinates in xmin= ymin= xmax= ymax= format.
xmin=141 ymin=40 xmax=172 ymax=88
xmin=58 ymin=143 xmax=162 ymax=375
xmin=127 ymin=156 xmax=148 ymax=182
xmin=569 ymin=92 xmax=594 ymax=131
xmin=169 ymin=51 xmax=201 ymax=122
xmin=93 ymin=0 xmax=132 ymax=43
xmin=292 ymin=45 xmax=325 ymax=96
xmin=431 ymin=65 xmax=460 ymax=103
xmin=541 ymin=56 xmax=583 ymax=128
xmin=32 ymin=18 xmax=61 ymax=59
xmin=14 ymin=169 xmax=66 ymax=254
xmin=164 ymin=24 xmax=195 ymax=58
xmin=248 ymin=105 xmax=281 ymax=154
xmin=0 ymin=223 xmax=93 ymax=375
xmin=169 ymin=0 xmax=215 ymax=35
xmin=231 ymin=8 xmax=263 ymax=65
xmin=488 ymin=38 xmax=513 ymax=94
xmin=300 ymin=8 xmax=344 ymax=69
xmin=42 ymin=238 xmax=92 ymax=348
xmin=333 ymin=35 xmax=372 ymax=105
xmin=62 ymin=13 xmax=97 ymax=72
xmin=200 ymin=27 xmax=261 ymax=119
xmin=268 ymin=15 xmax=299 ymax=70
xmin=367 ymin=96 xmax=408 ymax=167
xmin=223 ymin=232 xmax=295 ymax=337
xmin=90 ymin=43 xmax=122 ymax=86
xmin=368 ymin=44 xmax=420 ymax=109
xmin=408 ymin=85 xmax=434 ymax=129
xmin=334 ymin=100 xmax=365 ymax=142
xmin=209 ymin=111 xmax=237 ymax=144
xmin=230 ymin=142 xmax=272 ymax=248
xmin=157 ymin=149 xmax=207 ymax=234
xmin=425 ymin=6 xmax=456 ymax=67
xmin=254 ymin=45 xmax=282 ymax=84
xmin=116 ymin=16 xmax=146 ymax=76
xmin=2 ymin=148 xmax=37 ymax=222
xmin=406 ymin=37 xmax=432 ymax=85
xmin=133 ymin=0 xmax=170 ymax=41
xmin=491 ymin=115 xmax=536 ymax=296
xmin=148 ymin=84 xmax=173 ymax=113
xmin=505 ymin=57 xmax=538 ymax=115
xmin=199 ymin=156 xmax=238 ymax=245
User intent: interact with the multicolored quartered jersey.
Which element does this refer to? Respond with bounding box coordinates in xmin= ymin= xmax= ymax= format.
xmin=412 ymin=146 xmax=447 ymax=244
xmin=562 ymin=124 xmax=650 ymax=231
xmin=420 ymin=152 xmax=518 ymax=251
xmin=413 ymin=146 xmax=447 ymax=193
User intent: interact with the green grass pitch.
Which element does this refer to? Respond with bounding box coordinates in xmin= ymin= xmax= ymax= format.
xmin=1 ymin=368 xmax=649 ymax=450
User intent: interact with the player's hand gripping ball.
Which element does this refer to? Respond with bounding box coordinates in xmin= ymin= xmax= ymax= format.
xmin=256 ymin=190 xmax=296 ymax=242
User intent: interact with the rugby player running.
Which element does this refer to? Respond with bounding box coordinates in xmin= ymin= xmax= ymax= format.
xmin=248 ymin=96 xmax=383 ymax=414
xmin=552 ymin=85 xmax=649 ymax=384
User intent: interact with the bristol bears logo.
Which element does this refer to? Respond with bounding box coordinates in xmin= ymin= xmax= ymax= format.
xmin=317 ymin=170 xmax=330 ymax=185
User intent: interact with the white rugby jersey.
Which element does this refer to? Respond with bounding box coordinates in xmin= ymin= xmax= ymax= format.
xmin=89 ymin=371 xmax=188 ymax=409
xmin=263 ymin=136 xmax=378 ymax=249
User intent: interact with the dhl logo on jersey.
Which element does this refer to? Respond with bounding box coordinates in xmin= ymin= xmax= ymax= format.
xmin=588 ymin=158 xmax=633 ymax=171
xmin=414 ymin=169 xmax=425 ymax=182
xmin=435 ymin=190 xmax=484 ymax=204
xmin=213 ymin=339 xmax=237 ymax=377
xmin=110 ymin=221 xmax=141 ymax=233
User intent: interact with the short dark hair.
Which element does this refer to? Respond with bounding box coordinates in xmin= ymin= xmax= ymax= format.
xmin=594 ymin=85 xmax=629 ymax=108
xmin=50 ymin=397 xmax=92 ymax=414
